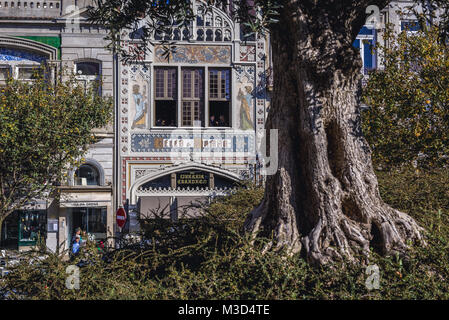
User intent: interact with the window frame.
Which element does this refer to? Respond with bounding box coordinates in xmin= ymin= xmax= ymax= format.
xmin=74 ymin=60 xmax=102 ymax=94
xmin=208 ymin=67 xmax=231 ymax=128
xmin=150 ymin=65 xmax=233 ymax=130
xmin=0 ymin=63 xmax=42 ymax=83
xmin=0 ymin=64 xmax=11 ymax=83
xmin=401 ymin=20 xmax=420 ymax=34
xmin=181 ymin=67 xmax=204 ymax=128
xmin=153 ymin=66 xmax=178 ymax=128
xmin=354 ymin=31 xmax=377 ymax=75
xmin=73 ymin=163 xmax=102 ymax=186
xmin=17 ymin=64 xmax=43 ymax=81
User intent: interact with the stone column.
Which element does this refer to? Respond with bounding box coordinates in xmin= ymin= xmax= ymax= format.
xmin=106 ymin=202 xmax=114 ymax=248
xmin=58 ymin=207 xmax=68 ymax=258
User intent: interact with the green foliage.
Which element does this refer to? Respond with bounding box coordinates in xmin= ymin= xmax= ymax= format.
xmin=2 ymin=169 xmax=449 ymax=300
xmin=416 ymin=0 xmax=449 ymax=43
xmin=362 ymin=25 xmax=449 ymax=169
xmin=0 ymin=69 xmax=113 ymax=226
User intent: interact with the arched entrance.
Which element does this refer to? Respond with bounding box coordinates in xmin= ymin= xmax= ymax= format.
xmin=129 ymin=164 xmax=240 ymax=222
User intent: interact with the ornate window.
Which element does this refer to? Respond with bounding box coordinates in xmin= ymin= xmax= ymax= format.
xmin=151 ymin=66 xmax=233 ymax=129
xmin=208 ymin=68 xmax=231 ymax=127
xmin=154 ymin=67 xmax=177 ymax=127
xmin=181 ymin=68 xmax=204 ymax=127
xmin=74 ymin=164 xmax=101 ymax=186
xmin=195 ymin=5 xmax=232 ymax=42
xmin=205 ymin=12 xmax=213 ymax=26
xmin=152 ymin=2 xmax=233 ymax=42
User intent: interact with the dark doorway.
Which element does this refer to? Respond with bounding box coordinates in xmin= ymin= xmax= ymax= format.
xmin=0 ymin=212 xmax=19 ymax=249
xmin=69 ymin=207 xmax=107 ymax=244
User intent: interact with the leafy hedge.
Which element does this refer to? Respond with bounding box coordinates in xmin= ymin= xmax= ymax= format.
xmin=1 ymin=169 xmax=449 ymax=299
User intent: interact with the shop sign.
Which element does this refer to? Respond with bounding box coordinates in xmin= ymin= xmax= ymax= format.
xmin=176 ymin=171 xmax=209 ymax=188
xmin=47 ymin=219 xmax=58 ymax=233
xmin=60 ymin=201 xmax=108 ymax=208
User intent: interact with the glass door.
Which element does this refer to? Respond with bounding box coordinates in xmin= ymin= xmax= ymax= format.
xmin=70 ymin=207 xmax=107 ymax=242
xmin=18 ymin=210 xmax=47 ymax=247
xmin=0 ymin=211 xmax=19 ymax=249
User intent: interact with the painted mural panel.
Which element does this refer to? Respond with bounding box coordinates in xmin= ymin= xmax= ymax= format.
xmin=129 ymin=67 xmax=150 ymax=130
xmin=154 ymin=45 xmax=231 ymax=64
xmin=235 ymin=65 xmax=256 ymax=131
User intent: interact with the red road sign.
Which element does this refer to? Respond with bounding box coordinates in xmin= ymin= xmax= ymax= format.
xmin=116 ymin=207 xmax=127 ymax=228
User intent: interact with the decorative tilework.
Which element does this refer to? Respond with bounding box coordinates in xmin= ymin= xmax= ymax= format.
xmin=154 ymin=45 xmax=231 ymax=64
xmin=131 ymin=133 xmax=255 ymax=153
xmin=239 ymin=45 xmax=256 ymax=62
xmin=235 ymin=65 xmax=255 ymax=83
xmin=0 ymin=48 xmax=46 ymax=63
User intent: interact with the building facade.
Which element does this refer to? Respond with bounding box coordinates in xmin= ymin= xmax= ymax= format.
xmin=117 ymin=1 xmax=272 ymax=223
xmin=0 ymin=0 xmax=114 ymax=252
xmin=0 ymin=0 xmax=431 ymax=251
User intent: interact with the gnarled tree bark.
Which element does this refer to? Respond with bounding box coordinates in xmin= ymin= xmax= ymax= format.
xmin=245 ymin=0 xmax=423 ymax=265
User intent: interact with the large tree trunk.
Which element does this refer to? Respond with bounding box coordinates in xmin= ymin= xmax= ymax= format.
xmin=245 ymin=1 xmax=423 ymax=265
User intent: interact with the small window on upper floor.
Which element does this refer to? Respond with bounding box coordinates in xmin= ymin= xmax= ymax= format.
xmin=75 ymin=61 xmax=101 ymax=94
xmin=154 ymin=67 xmax=177 ymax=127
xmin=401 ymin=20 xmax=420 ymax=32
xmin=75 ymin=61 xmax=100 ymax=77
xmin=18 ymin=66 xmax=43 ymax=80
xmin=208 ymin=68 xmax=231 ymax=128
xmin=0 ymin=66 xmax=11 ymax=81
xmin=74 ymin=164 xmax=101 ymax=186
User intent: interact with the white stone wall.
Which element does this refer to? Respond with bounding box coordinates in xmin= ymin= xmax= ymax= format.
xmin=84 ymin=138 xmax=114 ymax=185
xmin=0 ymin=2 xmax=115 ymax=251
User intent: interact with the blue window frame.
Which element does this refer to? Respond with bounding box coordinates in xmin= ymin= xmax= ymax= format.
xmin=363 ymin=39 xmax=375 ymax=70
xmin=353 ymin=26 xmax=377 ymax=74
xmin=401 ymin=20 xmax=420 ymax=32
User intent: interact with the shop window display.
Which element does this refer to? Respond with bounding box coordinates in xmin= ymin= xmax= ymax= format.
xmin=69 ymin=207 xmax=107 ymax=242
xmin=18 ymin=210 xmax=47 ymax=245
